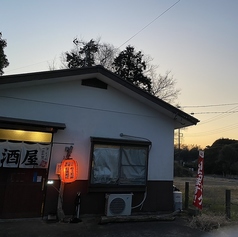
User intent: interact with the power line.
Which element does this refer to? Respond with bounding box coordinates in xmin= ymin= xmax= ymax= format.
xmin=185 ymin=122 xmax=238 ymax=137
xmin=4 ymin=58 xmax=56 ymax=74
xmin=183 ymin=105 xmax=238 ymax=138
xmin=118 ymin=0 xmax=181 ymax=48
xmin=197 ymin=105 xmax=238 ymax=125
xmin=181 ymin=105 xmax=238 ymax=126
xmin=5 ymin=1 xmax=181 ymax=74
xmin=191 ymin=111 xmax=238 ymax=115
xmin=0 ymin=95 xmax=158 ymax=119
xmin=181 ymin=102 xmax=238 ymax=108
xmin=182 ymin=105 xmax=238 ymax=139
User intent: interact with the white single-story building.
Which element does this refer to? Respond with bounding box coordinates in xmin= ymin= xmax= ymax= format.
xmin=0 ymin=66 xmax=199 ymax=219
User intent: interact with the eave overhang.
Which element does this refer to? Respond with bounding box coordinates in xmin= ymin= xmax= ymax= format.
xmin=0 ymin=116 xmax=66 ymax=133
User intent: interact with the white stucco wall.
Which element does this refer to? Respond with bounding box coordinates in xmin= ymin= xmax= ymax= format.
xmin=0 ymin=78 xmax=175 ymax=181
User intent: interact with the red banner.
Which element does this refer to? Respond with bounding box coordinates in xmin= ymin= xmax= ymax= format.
xmin=193 ymin=150 xmax=204 ymax=209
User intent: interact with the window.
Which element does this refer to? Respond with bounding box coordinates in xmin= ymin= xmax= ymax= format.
xmin=90 ymin=137 xmax=151 ymax=186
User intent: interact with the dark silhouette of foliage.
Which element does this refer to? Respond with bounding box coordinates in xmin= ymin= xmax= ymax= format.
xmin=112 ymin=45 xmax=152 ymax=93
xmin=174 ymin=139 xmax=238 ymax=176
xmin=211 ymin=138 xmax=237 ymax=147
xmin=217 ymin=144 xmax=238 ymax=176
xmin=174 ymin=145 xmax=200 ymax=163
xmin=204 ymin=144 xmax=221 ymax=174
xmin=174 ymin=145 xmax=200 ymax=176
xmin=0 ymin=32 xmax=9 ymax=76
xmin=174 ymin=162 xmax=193 ymax=177
xmin=204 ymin=138 xmax=238 ymax=176
xmin=66 ymin=39 xmax=98 ymax=68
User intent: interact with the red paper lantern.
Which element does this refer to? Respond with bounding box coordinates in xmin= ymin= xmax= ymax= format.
xmin=60 ymin=158 xmax=78 ymax=183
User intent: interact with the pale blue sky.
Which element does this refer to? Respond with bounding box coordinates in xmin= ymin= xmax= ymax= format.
xmin=1 ymin=0 xmax=238 ymax=148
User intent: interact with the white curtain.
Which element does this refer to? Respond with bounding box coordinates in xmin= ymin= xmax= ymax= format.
xmin=91 ymin=146 xmax=147 ymax=185
xmin=92 ymin=147 xmax=120 ymax=184
xmin=120 ymin=148 xmax=147 ymax=185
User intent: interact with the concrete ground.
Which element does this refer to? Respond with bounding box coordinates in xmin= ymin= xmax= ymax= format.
xmin=0 ymin=215 xmax=211 ymax=237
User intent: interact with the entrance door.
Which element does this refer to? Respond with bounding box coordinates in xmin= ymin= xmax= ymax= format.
xmin=0 ymin=168 xmax=47 ymax=218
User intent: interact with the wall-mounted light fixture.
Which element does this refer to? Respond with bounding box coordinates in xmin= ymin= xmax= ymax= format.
xmin=60 ymin=146 xmax=78 ymax=183
xmin=60 ymin=158 xmax=78 ymax=183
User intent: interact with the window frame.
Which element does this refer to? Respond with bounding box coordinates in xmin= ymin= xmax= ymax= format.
xmin=89 ymin=137 xmax=151 ymax=192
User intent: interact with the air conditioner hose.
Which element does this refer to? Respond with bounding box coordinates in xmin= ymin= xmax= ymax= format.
xmin=131 ymin=189 xmax=147 ymax=210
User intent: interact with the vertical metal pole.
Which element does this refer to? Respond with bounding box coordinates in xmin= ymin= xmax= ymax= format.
xmin=178 ymin=129 xmax=180 ymax=151
xmin=226 ymin=189 xmax=231 ymax=219
xmin=57 ymin=181 xmax=65 ymax=221
xmin=185 ymin=182 xmax=189 ymax=210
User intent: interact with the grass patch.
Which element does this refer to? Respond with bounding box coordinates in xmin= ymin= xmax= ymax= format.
xmin=174 ymin=176 xmax=238 ymax=221
xmin=189 ymin=213 xmax=228 ymax=231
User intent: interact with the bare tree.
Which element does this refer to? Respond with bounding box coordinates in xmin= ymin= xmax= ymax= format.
xmin=143 ymin=55 xmax=180 ymax=104
xmin=96 ymin=42 xmax=117 ymax=70
xmin=48 ymin=57 xmax=58 ymax=71
xmin=151 ymin=71 xmax=180 ymax=104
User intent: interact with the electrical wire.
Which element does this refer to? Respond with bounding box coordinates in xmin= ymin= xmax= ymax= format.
xmin=191 ymin=111 xmax=238 ymax=115
xmin=181 ymin=102 xmax=238 ymax=108
xmin=4 ymin=59 xmax=55 ymax=74
xmin=202 ymin=106 xmax=238 ymax=124
xmin=118 ymin=0 xmax=181 ymax=48
xmin=187 ymin=105 xmax=238 ymax=125
xmin=181 ymin=103 xmax=238 ymax=127
xmin=180 ymin=105 xmax=238 ymax=139
xmin=0 ymin=95 xmax=158 ymax=119
xmin=185 ymin=122 xmax=238 ymax=137
xmin=5 ymin=1 xmax=181 ymax=74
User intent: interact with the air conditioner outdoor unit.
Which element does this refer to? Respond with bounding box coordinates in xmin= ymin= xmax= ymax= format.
xmin=105 ymin=193 xmax=133 ymax=216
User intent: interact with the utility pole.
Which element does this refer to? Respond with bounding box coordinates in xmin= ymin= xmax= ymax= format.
xmin=178 ymin=128 xmax=180 ymax=151
xmin=177 ymin=128 xmax=183 ymax=151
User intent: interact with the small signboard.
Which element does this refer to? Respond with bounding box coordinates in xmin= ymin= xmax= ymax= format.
xmin=56 ymin=163 xmax=61 ymax=175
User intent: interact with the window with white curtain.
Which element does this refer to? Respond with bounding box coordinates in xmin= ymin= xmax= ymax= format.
xmin=90 ymin=138 xmax=150 ymax=186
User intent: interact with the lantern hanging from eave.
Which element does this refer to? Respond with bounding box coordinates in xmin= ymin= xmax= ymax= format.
xmin=60 ymin=158 xmax=78 ymax=183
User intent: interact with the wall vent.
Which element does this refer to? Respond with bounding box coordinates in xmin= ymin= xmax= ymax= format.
xmin=81 ymin=78 xmax=108 ymax=89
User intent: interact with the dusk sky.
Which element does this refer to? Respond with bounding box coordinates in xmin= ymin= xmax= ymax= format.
xmin=1 ymin=0 xmax=238 ymax=148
